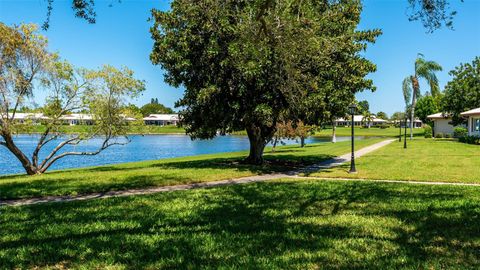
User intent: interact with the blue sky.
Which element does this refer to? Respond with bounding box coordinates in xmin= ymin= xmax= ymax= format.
xmin=1 ymin=0 xmax=479 ymax=116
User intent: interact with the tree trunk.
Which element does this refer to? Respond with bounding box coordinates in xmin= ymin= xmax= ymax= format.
xmin=300 ymin=136 xmax=305 ymax=148
xmin=332 ymin=122 xmax=337 ymax=143
xmin=1 ymin=133 xmax=38 ymax=175
xmin=245 ymin=124 xmax=274 ymax=165
xmin=271 ymin=136 xmax=278 ymax=153
xmin=410 ymin=76 xmax=419 ymax=140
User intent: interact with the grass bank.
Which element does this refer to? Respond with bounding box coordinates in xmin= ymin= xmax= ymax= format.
xmin=314 ymin=127 xmax=425 ymax=137
xmin=310 ymin=138 xmax=480 ymax=183
xmin=0 ymin=138 xmax=384 ymax=200
xmin=1 ymin=179 xmax=479 ymax=269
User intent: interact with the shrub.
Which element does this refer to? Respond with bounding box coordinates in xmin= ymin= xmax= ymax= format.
xmin=459 ymin=135 xmax=480 ymax=145
xmin=453 ymin=127 xmax=468 ymax=138
xmin=424 ymin=125 xmax=432 ymax=138
xmin=435 ymin=133 xmax=444 ymax=139
xmin=444 ymin=133 xmax=451 ymax=138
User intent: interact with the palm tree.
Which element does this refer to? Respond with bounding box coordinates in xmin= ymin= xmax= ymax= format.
xmin=402 ymin=54 xmax=442 ymax=139
xmin=361 ymin=111 xmax=374 ymax=128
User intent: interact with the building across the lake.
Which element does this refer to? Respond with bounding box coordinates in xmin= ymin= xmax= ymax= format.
xmin=5 ymin=113 xmax=136 ymax=126
xmin=335 ymin=115 xmax=388 ymax=127
xmin=143 ymin=114 xmax=180 ymax=126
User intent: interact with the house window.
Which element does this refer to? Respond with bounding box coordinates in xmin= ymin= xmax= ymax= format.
xmin=475 ymin=118 xmax=480 ymax=132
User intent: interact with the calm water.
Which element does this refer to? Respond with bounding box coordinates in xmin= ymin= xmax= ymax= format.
xmin=0 ymin=134 xmax=356 ymax=175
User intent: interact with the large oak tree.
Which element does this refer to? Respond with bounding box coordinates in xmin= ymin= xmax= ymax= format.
xmin=150 ymin=0 xmax=380 ymax=164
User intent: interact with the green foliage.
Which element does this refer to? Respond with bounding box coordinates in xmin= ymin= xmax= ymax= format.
xmin=435 ymin=132 xmax=444 ymax=139
xmin=458 ymin=135 xmax=480 ymax=145
xmin=424 ymin=125 xmax=432 ymax=138
xmin=390 ymin=111 xmax=406 ymax=121
xmin=140 ymin=102 xmax=174 ymax=116
xmin=376 ymin=111 xmax=388 ymax=120
xmin=150 ymin=0 xmax=380 ymax=163
xmin=415 ymin=94 xmax=440 ymax=123
xmin=358 ymin=100 xmax=370 ymax=114
xmin=453 ymin=127 xmax=468 ymax=138
xmin=442 ymin=57 xmax=480 ymax=125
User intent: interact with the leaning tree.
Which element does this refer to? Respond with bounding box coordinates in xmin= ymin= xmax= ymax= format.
xmin=402 ymin=54 xmax=442 ymax=139
xmin=0 ymin=23 xmax=145 ymax=175
xmin=150 ymin=0 xmax=380 ymax=164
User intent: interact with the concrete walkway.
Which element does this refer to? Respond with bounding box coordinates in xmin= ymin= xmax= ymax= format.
xmin=0 ymin=138 xmax=409 ymax=207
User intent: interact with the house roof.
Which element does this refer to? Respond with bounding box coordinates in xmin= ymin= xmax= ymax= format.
xmin=427 ymin=112 xmax=451 ymax=120
xmin=460 ymin=108 xmax=480 ymax=117
xmin=143 ymin=114 xmax=179 ymax=121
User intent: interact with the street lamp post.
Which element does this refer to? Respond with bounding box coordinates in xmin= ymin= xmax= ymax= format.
xmin=404 ymin=117 xmax=407 ymax=149
xmin=399 ymin=119 xmax=402 ymax=142
xmin=348 ymin=104 xmax=357 ymax=174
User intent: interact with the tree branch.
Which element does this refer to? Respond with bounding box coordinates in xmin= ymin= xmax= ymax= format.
xmin=39 ymin=136 xmax=130 ymax=173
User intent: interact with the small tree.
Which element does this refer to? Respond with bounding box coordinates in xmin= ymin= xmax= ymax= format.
xmin=415 ymin=93 xmax=440 ymax=124
xmin=0 ymin=23 xmax=145 ymax=175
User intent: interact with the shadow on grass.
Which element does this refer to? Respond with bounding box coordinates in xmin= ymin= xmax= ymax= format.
xmin=0 ymin=180 xmax=478 ymax=269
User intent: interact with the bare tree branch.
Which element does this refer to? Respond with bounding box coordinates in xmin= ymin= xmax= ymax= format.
xmin=39 ymin=136 xmax=130 ymax=173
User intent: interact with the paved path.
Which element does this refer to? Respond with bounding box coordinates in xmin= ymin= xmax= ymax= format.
xmin=0 ymin=138 xmax=419 ymax=207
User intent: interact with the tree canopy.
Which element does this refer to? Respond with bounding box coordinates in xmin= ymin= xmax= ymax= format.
xmin=415 ymin=93 xmax=440 ymax=124
xmin=150 ymin=0 xmax=380 ymax=164
xmin=39 ymin=0 xmax=460 ymax=33
xmin=140 ymin=102 xmax=175 ymax=116
xmin=376 ymin=111 xmax=388 ymax=120
xmin=442 ymin=57 xmax=480 ymax=125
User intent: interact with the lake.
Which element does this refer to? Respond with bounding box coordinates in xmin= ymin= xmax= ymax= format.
xmin=0 ymin=134 xmax=356 ymax=176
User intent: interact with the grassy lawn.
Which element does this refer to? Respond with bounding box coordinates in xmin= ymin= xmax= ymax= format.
xmin=1 ymin=179 xmax=479 ymax=269
xmin=0 ymin=138 xmax=384 ymax=200
xmin=314 ymin=127 xmax=425 ymax=137
xmin=309 ymin=138 xmax=480 ymax=183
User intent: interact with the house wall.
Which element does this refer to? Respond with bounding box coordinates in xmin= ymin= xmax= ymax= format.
xmin=469 ymin=116 xmax=480 ymax=136
xmin=433 ymin=119 xmax=454 ymax=135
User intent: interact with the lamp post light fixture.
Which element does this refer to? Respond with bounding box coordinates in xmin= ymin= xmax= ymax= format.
xmin=348 ymin=103 xmax=357 ymax=174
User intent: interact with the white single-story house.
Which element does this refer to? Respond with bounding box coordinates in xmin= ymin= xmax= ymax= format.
xmin=335 ymin=115 xmax=388 ymax=127
xmin=4 ymin=113 xmax=137 ymax=125
xmin=5 ymin=113 xmax=48 ymax=124
xmin=60 ymin=114 xmax=94 ymax=125
xmin=461 ymin=108 xmax=480 ymax=136
xmin=143 ymin=114 xmax=179 ymax=126
xmin=427 ymin=112 xmax=456 ymax=136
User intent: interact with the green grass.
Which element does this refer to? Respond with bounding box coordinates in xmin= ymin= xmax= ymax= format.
xmin=1 ymin=179 xmax=479 ymax=269
xmin=309 ymin=138 xmax=480 ymax=183
xmin=314 ymin=127 xmax=425 ymax=137
xmin=0 ymin=138 xmax=384 ymax=200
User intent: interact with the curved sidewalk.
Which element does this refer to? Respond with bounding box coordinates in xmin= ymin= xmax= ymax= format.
xmin=1 ymin=139 xmax=400 ymax=207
